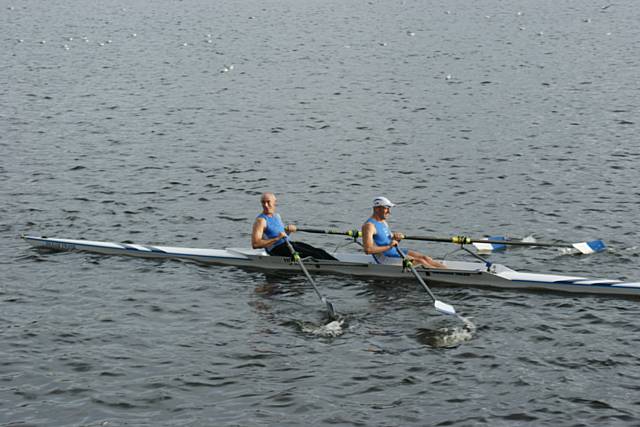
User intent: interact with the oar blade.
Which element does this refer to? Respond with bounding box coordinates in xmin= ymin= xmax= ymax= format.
xmin=434 ymin=300 xmax=456 ymax=316
xmin=323 ymin=298 xmax=338 ymax=320
xmin=472 ymin=235 xmax=507 ymax=252
xmin=572 ymin=240 xmax=606 ymax=254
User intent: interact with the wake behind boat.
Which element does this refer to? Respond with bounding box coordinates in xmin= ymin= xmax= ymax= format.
xmin=22 ymin=235 xmax=640 ymax=297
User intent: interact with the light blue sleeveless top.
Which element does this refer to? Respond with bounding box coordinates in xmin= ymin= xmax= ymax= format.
xmin=258 ymin=213 xmax=286 ymax=250
xmin=366 ymin=218 xmax=400 ymax=257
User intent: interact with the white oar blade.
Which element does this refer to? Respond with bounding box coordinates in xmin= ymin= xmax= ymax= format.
xmin=572 ymin=240 xmax=606 ymax=254
xmin=434 ymin=300 xmax=456 ymax=316
xmin=472 ymin=235 xmax=507 ymax=252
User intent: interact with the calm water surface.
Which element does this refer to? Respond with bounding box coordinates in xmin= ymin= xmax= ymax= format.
xmin=2 ymin=0 xmax=640 ymax=425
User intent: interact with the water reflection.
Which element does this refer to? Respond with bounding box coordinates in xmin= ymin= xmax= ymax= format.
xmin=253 ymin=271 xmax=308 ymax=297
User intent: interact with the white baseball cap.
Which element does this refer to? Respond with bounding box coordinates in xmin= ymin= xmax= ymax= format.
xmin=373 ymin=196 xmax=396 ymax=208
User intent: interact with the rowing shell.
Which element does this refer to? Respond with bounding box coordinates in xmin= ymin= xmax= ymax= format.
xmin=22 ymin=235 xmax=640 ymax=297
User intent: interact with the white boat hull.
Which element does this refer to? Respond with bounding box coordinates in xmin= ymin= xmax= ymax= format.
xmin=22 ymin=236 xmax=640 ymax=297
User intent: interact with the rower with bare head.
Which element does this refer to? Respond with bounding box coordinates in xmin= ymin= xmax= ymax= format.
xmin=251 ymin=192 xmax=336 ymax=260
xmin=361 ymin=196 xmax=446 ymax=268
xmin=251 ymin=192 xmax=293 ymax=250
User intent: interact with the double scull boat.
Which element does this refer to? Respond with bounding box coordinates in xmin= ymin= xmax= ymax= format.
xmin=22 ymin=235 xmax=640 ymax=297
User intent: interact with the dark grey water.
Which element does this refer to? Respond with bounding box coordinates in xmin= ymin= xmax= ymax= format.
xmin=2 ymin=0 xmax=640 ymax=425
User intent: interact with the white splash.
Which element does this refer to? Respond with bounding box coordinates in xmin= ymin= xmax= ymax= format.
xmin=559 ymin=247 xmax=575 ymax=255
xmin=418 ymin=316 xmax=476 ymax=348
xmin=301 ymin=319 xmax=345 ymax=337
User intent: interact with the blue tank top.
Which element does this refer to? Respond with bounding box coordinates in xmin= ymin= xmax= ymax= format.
xmin=258 ymin=213 xmax=286 ymax=250
xmin=366 ymin=218 xmax=399 ymax=257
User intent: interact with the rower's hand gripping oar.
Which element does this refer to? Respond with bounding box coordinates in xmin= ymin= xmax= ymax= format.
xmin=395 ymin=247 xmax=456 ymax=316
xmin=283 ymin=237 xmax=338 ymax=320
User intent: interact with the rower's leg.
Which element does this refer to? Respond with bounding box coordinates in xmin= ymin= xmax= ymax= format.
xmin=408 ymin=250 xmax=446 ymax=269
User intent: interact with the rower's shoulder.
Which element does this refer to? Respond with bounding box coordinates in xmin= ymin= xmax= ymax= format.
xmin=362 ymin=219 xmax=376 ymax=229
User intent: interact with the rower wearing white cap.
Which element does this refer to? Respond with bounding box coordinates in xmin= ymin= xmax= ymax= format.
xmin=362 ymin=197 xmax=446 ymax=268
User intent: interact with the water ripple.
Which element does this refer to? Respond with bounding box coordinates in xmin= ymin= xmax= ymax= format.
xmin=3 ymin=0 xmax=640 ymax=425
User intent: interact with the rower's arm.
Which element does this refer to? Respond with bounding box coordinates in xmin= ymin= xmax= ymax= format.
xmin=251 ymin=218 xmax=286 ymax=249
xmin=362 ymin=222 xmax=398 ymax=255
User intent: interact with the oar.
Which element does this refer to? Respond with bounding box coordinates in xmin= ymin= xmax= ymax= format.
xmin=298 ymin=227 xmax=606 ymax=255
xmin=283 ymin=238 xmax=338 ymax=320
xmin=297 ymin=227 xmax=361 ymax=238
xmin=395 ymin=248 xmax=456 ymax=316
xmin=401 ymin=235 xmax=606 ymax=255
